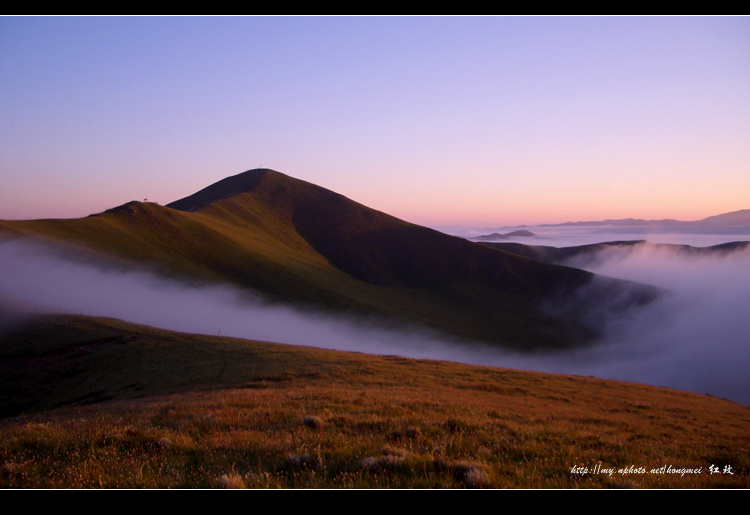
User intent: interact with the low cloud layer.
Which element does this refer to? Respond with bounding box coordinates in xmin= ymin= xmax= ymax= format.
xmin=555 ymin=242 xmax=750 ymax=403
xmin=1 ymin=236 xmax=748 ymax=405
xmin=0 ymin=239 xmax=470 ymax=357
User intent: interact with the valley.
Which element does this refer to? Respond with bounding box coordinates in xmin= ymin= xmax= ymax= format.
xmin=1 ymin=169 xmax=748 ymax=489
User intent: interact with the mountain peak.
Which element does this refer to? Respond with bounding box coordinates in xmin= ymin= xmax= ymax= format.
xmin=167 ymin=168 xmax=286 ymax=212
xmin=0 ymin=167 xmax=664 ymax=350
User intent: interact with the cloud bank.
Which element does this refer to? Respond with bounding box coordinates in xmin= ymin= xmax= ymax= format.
xmin=555 ymin=242 xmax=750 ymax=403
xmin=1 ymin=236 xmax=748 ymax=405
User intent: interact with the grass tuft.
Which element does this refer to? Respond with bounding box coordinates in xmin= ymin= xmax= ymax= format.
xmin=302 ymin=416 xmax=324 ymax=430
xmin=453 ymin=462 xmax=490 ymax=489
xmin=218 ymin=472 xmax=247 ymax=489
xmin=359 ymin=455 xmax=407 ymax=472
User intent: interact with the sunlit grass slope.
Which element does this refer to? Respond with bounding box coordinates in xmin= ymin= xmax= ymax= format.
xmin=1 ymin=313 xmax=748 ymax=488
xmin=0 ymin=169 xmax=658 ymax=350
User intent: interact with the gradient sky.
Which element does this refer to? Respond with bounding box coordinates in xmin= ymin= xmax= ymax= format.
xmin=1 ymin=16 xmax=749 ymax=227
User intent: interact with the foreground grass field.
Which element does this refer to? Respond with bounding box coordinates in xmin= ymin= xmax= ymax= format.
xmin=1 ymin=314 xmax=748 ymax=488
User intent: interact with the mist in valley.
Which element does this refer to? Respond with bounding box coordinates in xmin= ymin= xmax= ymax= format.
xmin=552 ymin=241 xmax=750 ymax=404
xmin=1 ymin=233 xmax=749 ymax=405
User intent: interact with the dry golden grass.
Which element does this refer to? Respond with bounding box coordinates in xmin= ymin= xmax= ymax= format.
xmin=1 ymin=314 xmax=748 ymax=489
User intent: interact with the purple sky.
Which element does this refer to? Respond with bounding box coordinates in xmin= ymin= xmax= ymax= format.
xmin=2 ymin=16 xmax=749 ymax=227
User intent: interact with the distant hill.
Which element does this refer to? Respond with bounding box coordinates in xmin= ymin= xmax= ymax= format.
xmin=473 ymin=229 xmax=536 ymax=241
xmin=482 ymin=240 xmax=750 ymax=267
xmin=539 ymin=209 xmax=750 ymax=231
xmin=697 ymin=209 xmax=750 ymax=226
xmin=0 ymin=169 xmax=659 ymax=350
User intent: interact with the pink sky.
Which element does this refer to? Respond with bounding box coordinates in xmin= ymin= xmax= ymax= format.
xmin=1 ymin=16 xmax=748 ymax=227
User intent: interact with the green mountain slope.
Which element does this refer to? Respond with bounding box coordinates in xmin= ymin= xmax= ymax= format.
xmin=0 ymin=169 xmax=658 ymax=349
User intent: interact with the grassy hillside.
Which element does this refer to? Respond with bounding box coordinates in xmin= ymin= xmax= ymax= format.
xmin=0 ymin=169 xmax=660 ymax=350
xmin=1 ymin=313 xmax=748 ymax=488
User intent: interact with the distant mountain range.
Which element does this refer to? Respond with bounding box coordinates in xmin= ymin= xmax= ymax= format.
xmin=469 ymin=210 xmax=750 ymax=242
xmin=0 ymin=168 xmax=660 ymax=351
xmin=539 ymin=210 xmax=750 ymax=231
xmin=539 ymin=209 xmax=750 ymax=234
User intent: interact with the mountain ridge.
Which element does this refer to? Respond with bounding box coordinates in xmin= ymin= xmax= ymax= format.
xmin=541 ymin=209 xmax=750 ymax=229
xmin=0 ymin=168 xmax=660 ymax=350
xmin=164 ymin=169 xmax=596 ymax=292
xmin=476 ymin=209 xmax=750 ymax=235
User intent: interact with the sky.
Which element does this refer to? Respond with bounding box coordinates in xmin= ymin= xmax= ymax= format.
xmin=1 ymin=16 xmax=749 ymax=227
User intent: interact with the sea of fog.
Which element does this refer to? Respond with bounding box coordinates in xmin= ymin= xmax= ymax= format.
xmin=1 ymin=226 xmax=749 ymax=405
xmin=441 ymin=223 xmax=750 ymax=248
